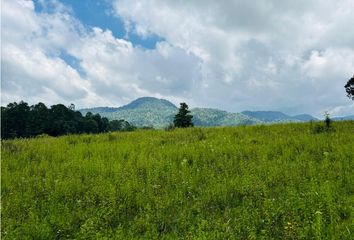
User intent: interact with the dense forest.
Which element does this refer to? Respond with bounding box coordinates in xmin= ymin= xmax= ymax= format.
xmin=1 ymin=101 xmax=136 ymax=139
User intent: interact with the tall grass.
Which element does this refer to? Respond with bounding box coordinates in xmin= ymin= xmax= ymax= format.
xmin=2 ymin=121 xmax=354 ymax=239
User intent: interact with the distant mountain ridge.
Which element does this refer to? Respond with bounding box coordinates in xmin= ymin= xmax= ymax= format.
xmin=241 ymin=111 xmax=318 ymax=123
xmin=192 ymin=108 xmax=261 ymax=126
xmin=80 ymin=97 xmax=351 ymax=128
xmin=332 ymin=115 xmax=354 ymax=121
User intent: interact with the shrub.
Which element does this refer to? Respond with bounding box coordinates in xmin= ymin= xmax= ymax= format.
xmin=164 ymin=123 xmax=175 ymax=131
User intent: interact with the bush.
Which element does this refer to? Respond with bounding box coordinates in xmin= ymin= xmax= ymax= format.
xmin=312 ymin=124 xmax=327 ymax=134
xmin=164 ymin=123 xmax=175 ymax=131
xmin=311 ymin=112 xmax=335 ymax=134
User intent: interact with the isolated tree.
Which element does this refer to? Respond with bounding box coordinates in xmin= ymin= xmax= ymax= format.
xmin=344 ymin=75 xmax=354 ymax=100
xmin=68 ymin=103 xmax=75 ymax=111
xmin=174 ymin=103 xmax=193 ymax=128
xmin=324 ymin=111 xmax=331 ymax=129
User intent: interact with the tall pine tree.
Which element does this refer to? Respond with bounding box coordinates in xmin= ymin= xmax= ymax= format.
xmin=174 ymin=103 xmax=193 ymax=128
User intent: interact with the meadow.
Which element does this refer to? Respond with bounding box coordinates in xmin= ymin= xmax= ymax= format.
xmin=2 ymin=121 xmax=354 ymax=239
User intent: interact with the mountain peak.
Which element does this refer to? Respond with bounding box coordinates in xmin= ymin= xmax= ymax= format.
xmin=119 ymin=97 xmax=177 ymax=110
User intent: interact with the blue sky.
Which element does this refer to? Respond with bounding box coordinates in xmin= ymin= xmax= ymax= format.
xmin=33 ymin=0 xmax=163 ymax=49
xmin=2 ymin=0 xmax=354 ymax=117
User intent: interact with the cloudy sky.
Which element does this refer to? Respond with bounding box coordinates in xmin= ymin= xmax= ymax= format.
xmin=2 ymin=0 xmax=354 ymax=117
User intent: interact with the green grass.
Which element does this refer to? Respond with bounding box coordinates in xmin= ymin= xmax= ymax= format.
xmin=2 ymin=122 xmax=354 ymax=239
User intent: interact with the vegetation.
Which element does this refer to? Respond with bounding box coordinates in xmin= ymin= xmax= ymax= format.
xmin=174 ymin=103 xmax=194 ymax=128
xmin=1 ymin=101 xmax=135 ymax=139
xmin=2 ymin=121 xmax=353 ymax=239
xmin=80 ymin=97 xmax=325 ymax=129
xmin=345 ymin=75 xmax=354 ymax=100
xmin=192 ymin=108 xmax=261 ymax=126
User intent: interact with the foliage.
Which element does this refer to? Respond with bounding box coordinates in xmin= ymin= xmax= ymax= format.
xmin=164 ymin=123 xmax=175 ymax=131
xmin=312 ymin=112 xmax=334 ymax=134
xmin=174 ymin=103 xmax=194 ymax=128
xmin=2 ymin=121 xmax=354 ymax=239
xmin=1 ymin=101 xmax=135 ymax=139
xmin=344 ymin=75 xmax=354 ymax=100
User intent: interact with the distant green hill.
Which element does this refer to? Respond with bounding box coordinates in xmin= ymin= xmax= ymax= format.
xmin=79 ymin=97 xmax=321 ymax=128
xmin=241 ymin=111 xmax=319 ymax=123
xmin=241 ymin=111 xmax=299 ymax=122
xmin=80 ymin=107 xmax=118 ymax=116
xmin=191 ymin=108 xmax=261 ymax=126
xmin=292 ymin=114 xmax=318 ymax=122
xmin=81 ymin=97 xmax=178 ymax=128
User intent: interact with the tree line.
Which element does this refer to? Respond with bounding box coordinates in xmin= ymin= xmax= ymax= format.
xmin=1 ymin=101 xmax=136 ymax=139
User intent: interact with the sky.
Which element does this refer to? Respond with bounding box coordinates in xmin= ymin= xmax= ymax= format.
xmin=1 ymin=0 xmax=354 ymax=117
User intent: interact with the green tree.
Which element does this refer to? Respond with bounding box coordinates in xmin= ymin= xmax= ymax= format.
xmin=344 ymin=75 xmax=354 ymax=100
xmin=1 ymin=101 xmax=136 ymax=139
xmin=109 ymin=120 xmax=123 ymax=131
xmin=27 ymin=102 xmax=49 ymax=136
xmin=174 ymin=103 xmax=193 ymax=128
xmin=83 ymin=119 xmax=98 ymax=133
xmin=1 ymin=101 xmax=30 ymax=138
xmin=48 ymin=104 xmax=77 ymax=136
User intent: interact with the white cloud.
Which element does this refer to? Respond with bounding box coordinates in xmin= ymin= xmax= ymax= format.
xmin=1 ymin=0 xmax=354 ymax=117
xmin=2 ymin=0 xmax=91 ymax=106
xmin=1 ymin=0 xmax=199 ymax=108
xmin=112 ymin=0 xmax=354 ymax=116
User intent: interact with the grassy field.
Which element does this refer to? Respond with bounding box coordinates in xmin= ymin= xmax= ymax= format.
xmin=2 ymin=122 xmax=354 ymax=239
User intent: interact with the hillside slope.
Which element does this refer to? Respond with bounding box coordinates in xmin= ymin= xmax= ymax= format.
xmin=191 ymin=108 xmax=261 ymax=126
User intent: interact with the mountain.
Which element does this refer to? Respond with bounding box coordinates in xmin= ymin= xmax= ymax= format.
xmin=292 ymin=114 xmax=318 ymax=122
xmin=79 ymin=97 xmax=338 ymax=129
xmin=241 ymin=111 xmax=319 ymax=123
xmin=191 ymin=108 xmax=261 ymax=126
xmin=80 ymin=107 xmax=118 ymax=116
xmin=241 ymin=111 xmax=299 ymax=123
xmin=332 ymin=115 xmax=354 ymax=121
xmin=118 ymin=97 xmax=177 ymax=110
xmin=97 ymin=97 xmax=178 ymax=129
xmin=79 ymin=97 xmax=260 ymax=128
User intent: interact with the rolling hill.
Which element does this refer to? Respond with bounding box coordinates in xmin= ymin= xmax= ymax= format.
xmin=80 ymin=97 xmax=322 ymax=128
xmin=241 ymin=111 xmax=319 ymax=123
xmin=191 ymin=108 xmax=261 ymax=126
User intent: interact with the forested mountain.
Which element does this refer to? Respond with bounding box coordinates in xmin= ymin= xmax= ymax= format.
xmin=191 ymin=108 xmax=261 ymax=126
xmin=79 ymin=97 xmax=320 ymax=128
xmin=292 ymin=114 xmax=318 ymax=122
xmin=82 ymin=97 xmax=178 ymax=128
xmin=241 ymin=111 xmax=319 ymax=123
